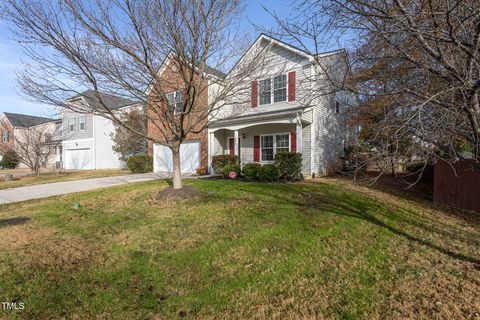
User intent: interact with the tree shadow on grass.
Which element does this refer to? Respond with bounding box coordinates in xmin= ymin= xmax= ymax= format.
xmin=0 ymin=217 xmax=30 ymax=227
xmin=230 ymin=182 xmax=480 ymax=265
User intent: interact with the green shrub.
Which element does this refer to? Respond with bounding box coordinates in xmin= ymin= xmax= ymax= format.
xmin=127 ymin=155 xmax=153 ymax=173
xmin=0 ymin=149 xmax=19 ymax=169
xmin=258 ymin=164 xmax=280 ymax=181
xmin=242 ymin=163 xmax=261 ymax=180
xmin=212 ymin=155 xmax=239 ymax=174
xmin=274 ymin=152 xmax=303 ymax=180
xmin=222 ymin=163 xmax=241 ymax=178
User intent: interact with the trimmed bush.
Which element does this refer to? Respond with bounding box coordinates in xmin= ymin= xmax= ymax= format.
xmin=222 ymin=163 xmax=241 ymax=178
xmin=258 ymin=164 xmax=280 ymax=181
xmin=0 ymin=149 xmax=19 ymax=169
xmin=274 ymin=152 xmax=303 ymax=180
xmin=211 ymin=155 xmax=239 ymax=174
xmin=242 ymin=163 xmax=261 ymax=180
xmin=127 ymin=155 xmax=153 ymax=173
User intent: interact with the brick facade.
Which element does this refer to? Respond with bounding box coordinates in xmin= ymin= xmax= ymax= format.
xmin=0 ymin=119 xmax=14 ymax=153
xmin=147 ymin=60 xmax=209 ymax=170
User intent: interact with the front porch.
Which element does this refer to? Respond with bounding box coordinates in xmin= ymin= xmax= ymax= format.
xmin=208 ymin=109 xmax=313 ymax=175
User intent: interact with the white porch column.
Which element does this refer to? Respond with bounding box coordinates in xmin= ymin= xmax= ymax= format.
xmin=296 ymin=113 xmax=302 ymax=153
xmin=233 ymin=130 xmax=239 ymax=156
xmin=208 ymin=131 xmax=214 ymax=173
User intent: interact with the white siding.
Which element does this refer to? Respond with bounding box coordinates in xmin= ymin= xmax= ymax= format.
xmin=93 ymin=115 xmax=125 ymax=169
xmin=301 ymin=124 xmax=311 ymax=175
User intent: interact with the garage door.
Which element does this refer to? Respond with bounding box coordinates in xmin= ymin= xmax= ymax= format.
xmin=154 ymin=141 xmax=200 ymax=173
xmin=65 ymin=148 xmax=93 ymax=170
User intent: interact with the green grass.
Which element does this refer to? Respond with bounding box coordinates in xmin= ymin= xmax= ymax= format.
xmin=0 ymin=169 xmax=131 ymax=190
xmin=0 ymin=179 xmax=478 ymax=319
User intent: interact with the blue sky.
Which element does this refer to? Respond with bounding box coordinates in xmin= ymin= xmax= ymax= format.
xmin=0 ymin=0 xmax=320 ymax=117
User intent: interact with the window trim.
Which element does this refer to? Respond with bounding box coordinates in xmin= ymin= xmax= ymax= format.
xmin=259 ymin=133 xmax=291 ymax=163
xmin=68 ymin=117 xmax=75 ymax=132
xmin=78 ymin=115 xmax=86 ymax=131
xmin=257 ymin=73 xmax=289 ymax=106
xmin=2 ymin=130 xmax=9 ymax=143
xmin=258 ymin=78 xmax=272 ymax=105
xmin=273 ymin=74 xmax=287 ymax=103
xmin=166 ymin=90 xmax=184 ymax=113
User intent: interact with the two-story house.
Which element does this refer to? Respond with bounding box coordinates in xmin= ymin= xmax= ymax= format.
xmin=207 ymin=34 xmax=353 ymax=176
xmin=62 ymin=90 xmax=138 ymax=170
xmin=150 ymin=34 xmax=354 ymax=176
xmin=0 ymin=112 xmax=62 ymax=168
xmin=149 ymin=55 xmax=226 ymax=174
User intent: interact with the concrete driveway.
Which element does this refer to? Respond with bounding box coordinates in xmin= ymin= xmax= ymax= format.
xmin=0 ymin=173 xmax=168 ymax=204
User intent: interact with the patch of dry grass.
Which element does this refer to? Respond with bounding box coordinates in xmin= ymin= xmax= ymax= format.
xmin=0 ymin=169 xmax=131 ymax=190
xmin=0 ymin=178 xmax=478 ymax=319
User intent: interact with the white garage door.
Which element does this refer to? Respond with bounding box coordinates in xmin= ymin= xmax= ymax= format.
xmin=154 ymin=141 xmax=200 ymax=174
xmin=65 ymin=148 xmax=93 ymax=170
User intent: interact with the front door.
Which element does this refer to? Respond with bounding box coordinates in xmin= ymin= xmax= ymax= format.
xmin=229 ymin=138 xmax=241 ymax=158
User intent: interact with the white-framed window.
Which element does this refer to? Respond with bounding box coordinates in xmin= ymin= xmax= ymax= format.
xmin=2 ymin=130 xmax=9 ymax=143
xmin=166 ymin=91 xmax=183 ymax=113
xmin=79 ymin=115 xmax=86 ymax=131
xmin=273 ymin=74 xmax=287 ymax=103
xmin=259 ymin=79 xmax=271 ymax=105
xmin=260 ymin=133 xmax=290 ymax=162
xmin=68 ymin=117 xmax=75 ymax=132
xmin=261 ymin=135 xmax=274 ymax=161
xmin=258 ymin=73 xmax=288 ymax=106
xmin=175 ymin=91 xmax=183 ymax=113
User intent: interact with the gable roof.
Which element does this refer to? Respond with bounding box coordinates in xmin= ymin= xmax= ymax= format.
xmin=203 ymin=65 xmax=227 ymax=79
xmin=3 ymin=112 xmax=57 ymax=128
xmin=226 ymin=33 xmax=345 ymax=77
xmin=67 ymin=90 xmax=138 ymax=110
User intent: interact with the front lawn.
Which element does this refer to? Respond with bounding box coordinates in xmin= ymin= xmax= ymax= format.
xmin=0 ymin=179 xmax=478 ymax=319
xmin=0 ymin=169 xmax=131 ymax=190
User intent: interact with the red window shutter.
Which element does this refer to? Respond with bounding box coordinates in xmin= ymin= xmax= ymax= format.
xmin=291 ymin=132 xmax=297 ymax=152
xmin=254 ymin=135 xmax=260 ymax=161
xmin=229 ymin=138 xmax=234 ymax=155
xmin=288 ymin=71 xmax=296 ymax=101
xmin=251 ymin=80 xmax=258 ymax=108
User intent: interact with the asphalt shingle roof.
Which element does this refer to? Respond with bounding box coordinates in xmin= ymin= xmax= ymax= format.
xmin=3 ymin=112 xmax=57 ymax=128
xmin=70 ymin=90 xmax=138 ymax=110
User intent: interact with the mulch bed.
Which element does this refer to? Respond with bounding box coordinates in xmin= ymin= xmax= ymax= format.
xmin=155 ymin=186 xmax=205 ymax=203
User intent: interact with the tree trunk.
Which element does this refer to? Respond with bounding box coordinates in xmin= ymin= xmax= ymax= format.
xmin=171 ymin=144 xmax=183 ymax=189
xmin=34 ymin=164 xmax=40 ymax=177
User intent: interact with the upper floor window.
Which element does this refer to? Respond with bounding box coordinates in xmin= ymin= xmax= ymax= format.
xmin=2 ymin=130 xmax=9 ymax=143
xmin=79 ymin=115 xmax=86 ymax=131
xmin=45 ymin=133 xmax=52 ymax=142
xmin=273 ymin=74 xmax=287 ymax=103
xmin=166 ymin=91 xmax=183 ymax=113
xmin=68 ymin=117 xmax=75 ymax=132
xmin=259 ymin=74 xmax=287 ymax=106
xmin=335 ymin=101 xmax=341 ymax=113
xmin=259 ymin=79 xmax=271 ymax=105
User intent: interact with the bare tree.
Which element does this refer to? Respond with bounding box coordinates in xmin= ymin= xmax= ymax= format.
xmin=0 ymin=119 xmax=59 ymax=176
xmin=0 ymin=0 xmax=265 ymax=189
xmin=268 ymin=0 xmax=480 ymax=181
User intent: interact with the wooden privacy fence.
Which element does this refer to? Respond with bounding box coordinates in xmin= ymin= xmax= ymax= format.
xmin=434 ymin=160 xmax=480 ymax=213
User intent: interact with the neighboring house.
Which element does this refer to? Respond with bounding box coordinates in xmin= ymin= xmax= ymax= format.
xmin=0 ymin=112 xmax=61 ymax=168
xmin=149 ymin=34 xmax=355 ymax=176
xmin=148 ymin=55 xmax=226 ymax=174
xmin=62 ymin=90 xmax=139 ymax=170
